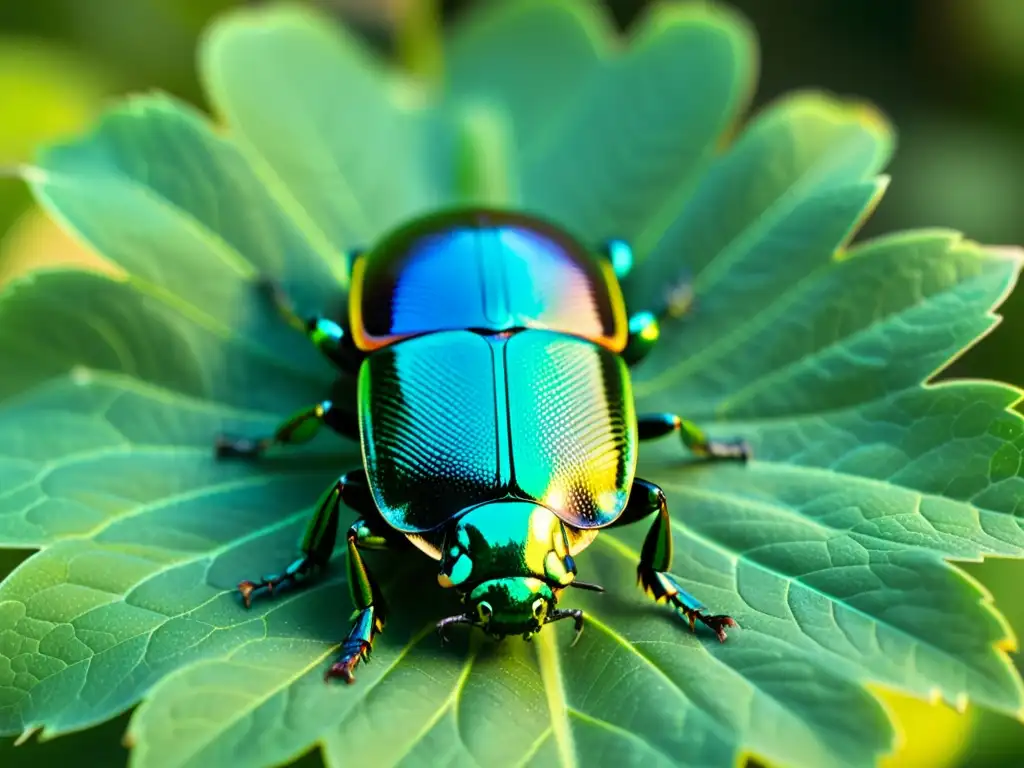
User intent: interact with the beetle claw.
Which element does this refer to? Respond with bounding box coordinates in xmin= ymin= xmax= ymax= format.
xmin=684 ymin=611 xmax=697 ymax=633
xmin=698 ymin=438 xmax=750 ymax=463
xmin=682 ymin=609 xmax=737 ymax=643
xmin=238 ymin=581 xmax=256 ymax=609
xmin=705 ymin=615 xmax=738 ymax=643
xmin=325 ymin=650 xmax=364 ymax=684
xmin=662 ymin=275 xmax=694 ymax=320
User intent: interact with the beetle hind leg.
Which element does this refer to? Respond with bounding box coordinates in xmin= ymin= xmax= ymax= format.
xmin=611 ymin=478 xmax=737 ymax=642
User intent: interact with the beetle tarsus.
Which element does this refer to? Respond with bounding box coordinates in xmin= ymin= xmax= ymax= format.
xmin=660 ymin=272 xmax=694 ymax=321
xmin=326 ymin=641 xmax=370 ymax=684
xmin=326 ymin=647 xmax=366 ymax=683
xmin=215 ymin=435 xmax=272 ymax=459
xmin=678 ymin=609 xmax=737 ymax=643
xmin=327 ymin=606 xmax=382 ymax=684
xmin=705 ymin=614 xmax=738 ymax=643
xmin=256 ymin=276 xmax=307 ymax=333
xmin=639 ymin=565 xmax=739 ymax=643
xmin=236 ymin=557 xmax=317 ymax=607
xmin=238 ymin=580 xmax=257 ymax=609
xmin=697 ymin=438 xmax=751 ymax=463
xmin=636 ymin=414 xmax=750 ymax=463
xmin=215 ymin=400 xmax=353 ymax=461
xmin=254 ymin=275 xmax=365 ymax=374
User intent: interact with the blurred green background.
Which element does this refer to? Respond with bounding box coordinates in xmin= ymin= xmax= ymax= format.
xmin=0 ymin=0 xmax=1022 ymax=766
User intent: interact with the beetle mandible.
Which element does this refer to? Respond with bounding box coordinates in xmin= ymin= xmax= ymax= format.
xmin=217 ymin=208 xmax=749 ymax=683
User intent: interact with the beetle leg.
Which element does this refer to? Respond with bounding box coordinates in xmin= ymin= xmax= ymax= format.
xmin=623 ymin=311 xmax=660 ymax=365
xmin=235 ymin=469 xmax=392 ymax=602
xmin=614 ymin=255 xmax=693 ymax=366
xmin=236 ymin=471 xmax=354 ymax=606
xmin=611 ymin=478 xmax=737 ymax=642
xmin=236 ymin=469 xmax=403 ymax=684
xmin=599 ymin=239 xmax=635 ymax=280
xmin=256 ymin=276 xmax=364 ymax=375
xmin=637 ymin=412 xmax=750 ymax=462
xmin=658 ymin=271 xmax=695 ymax=323
xmin=327 ymin=509 xmax=409 ymax=684
xmin=324 ymin=522 xmax=390 ymax=684
xmin=215 ymin=399 xmax=359 ymax=458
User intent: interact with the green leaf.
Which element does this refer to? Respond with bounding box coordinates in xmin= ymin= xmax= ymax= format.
xmin=516 ymin=2 xmax=757 ymax=247
xmin=2 ymin=2 xmax=1023 ymax=768
xmin=199 ymin=4 xmax=449 ymax=248
xmin=445 ymin=0 xmax=610 ymax=161
xmin=29 ymin=95 xmax=347 ymax=342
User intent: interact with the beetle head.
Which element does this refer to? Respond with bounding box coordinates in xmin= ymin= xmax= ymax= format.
xmin=467 ymin=577 xmax=555 ymax=639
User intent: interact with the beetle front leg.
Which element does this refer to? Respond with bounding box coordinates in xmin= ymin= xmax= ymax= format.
xmin=612 ymin=478 xmax=737 ymax=642
xmin=326 ymin=516 xmax=396 ymax=684
xmin=637 ymin=412 xmax=750 ymax=462
xmin=215 ymin=399 xmax=358 ymax=458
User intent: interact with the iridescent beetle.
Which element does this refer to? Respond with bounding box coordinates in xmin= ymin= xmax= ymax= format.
xmin=217 ymin=209 xmax=748 ymax=683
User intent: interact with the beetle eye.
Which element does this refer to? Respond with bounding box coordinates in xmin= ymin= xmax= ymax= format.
xmin=477 ymin=601 xmax=493 ymax=622
xmin=532 ymin=599 xmax=546 ymax=619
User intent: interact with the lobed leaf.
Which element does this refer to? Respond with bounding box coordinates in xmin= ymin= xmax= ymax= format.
xmin=1 ymin=2 xmax=1023 ymax=768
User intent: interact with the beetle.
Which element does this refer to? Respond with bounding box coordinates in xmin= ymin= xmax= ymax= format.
xmin=216 ymin=208 xmax=748 ymax=683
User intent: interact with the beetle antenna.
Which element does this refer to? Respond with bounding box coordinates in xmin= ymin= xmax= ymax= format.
xmin=568 ymin=580 xmax=605 ymax=593
xmin=436 ymin=612 xmax=476 ymax=645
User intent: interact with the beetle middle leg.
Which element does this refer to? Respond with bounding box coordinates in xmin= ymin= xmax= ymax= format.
xmin=611 ymin=477 xmax=737 ymax=642
xmin=637 ymin=412 xmax=750 ymax=462
xmin=215 ymin=399 xmax=358 ymax=459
